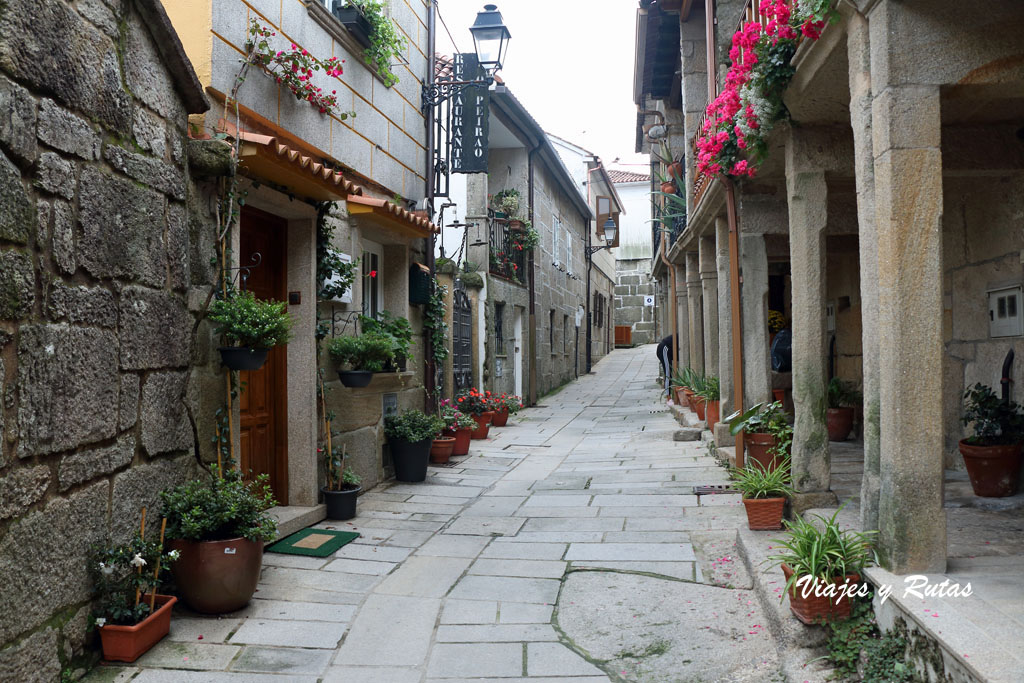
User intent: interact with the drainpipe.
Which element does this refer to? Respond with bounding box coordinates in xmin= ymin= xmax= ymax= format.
xmin=424 ymin=0 xmax=437 ymax=410
xmin=585 ymin=163 xmax=602 ymax=373
xmin=724 ymin=177 xmax=745 ymax=467
xmin=658 ymin=232 xmax=677 ymax=381
xmin=527 ymin=142 xmax=542 ymax=406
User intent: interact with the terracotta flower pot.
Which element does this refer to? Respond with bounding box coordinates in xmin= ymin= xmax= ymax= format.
xmin=693 ymin=396 xmax=706 ymax=421
xmin=430 ymin=436 xmax=456 ymax=464
xmin=772 ymin=388 xmax=786 ymax=406
xmin=660 ymin=180 xmax=677 ymax=194
xmin=745 ymin=432 xmax=781 ymax=472
xmin=742 ymin=496 xmax=785 ymax=530
xmin=781 ymin=564 xmax=860 ymax=625
xmin=471 ymin=412 xmax=494 ymax=439
xmin=98 ymin=595 xmax=177 ymax=663
xmin=168 ymin=538 xmax=263 ymax=614
xmin=447 ymin=427 xmax=472 ymax=456
xmin=706 ymin=399 xmax=720 ymax=428
xmin=666 ymin=161 xmax=684 ymax=180
xmin=682 ymin=387 xmax=696 ymax=411
xmin=826 ymin=407 xmax=855 ymax=442
xmin=958 ymin=440 xmax=1023 ymax=498
xmin=491 ymin=407 xmax=510 ymax=427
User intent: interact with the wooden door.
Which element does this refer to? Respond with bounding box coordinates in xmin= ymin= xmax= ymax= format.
xmin=239 ymin=207 xmax=289 ymax=505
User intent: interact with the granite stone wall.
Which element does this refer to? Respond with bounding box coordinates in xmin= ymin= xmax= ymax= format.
xmin=614 ymin=257 xmax=659 ymax=345
xmin=0 ymin=1 xmax=216 ymax=678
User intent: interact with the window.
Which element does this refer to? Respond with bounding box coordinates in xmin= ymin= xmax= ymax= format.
xmin=563 ymin=315 xmax=569 ymax=354
xmin=564 ymin=221 xmax=572 ymax=272
xmin=552 ymin=217 xmax=561 ymax=266
xmin=549 ymin=310 xmax=555 ymax=351
xmin=361 ymin=240 xmax=383 ymax=318
xmin=494 ymin=302 xmax=505 ymax=353
xmin=989 ymin=286 xmax=1023 ymax=337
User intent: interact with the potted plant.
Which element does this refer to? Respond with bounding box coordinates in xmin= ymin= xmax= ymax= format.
xmin=766 ymin=507 xmax=876 ymax=625
xmin=360 ymin=311 xmax=413 ymax=371
xmin=208 ymin=290 xmax=292 ymax=371
xmin=492 ymin=188 xmax=521 ymax=219
xmin=160 ymin=468 xmax=277 ymax=614
xmin=430 ymin=432 xmax=456 ymax=464
xmin=730 ymin=458 xmax=795 ymax=530
xmin=959 ymin=383 xmax=1024 ymax=497
xmin=91 ymin=529 xmax=179 ymax=662
xmin=331 ymin=0 xmax=373 ymax=48
xmin=332 ymin=0 xmax=408 ymax=86
xmin=385 ymin=410 xmax=445 ymax=482
xmin=457 ymin=388 xmax=496 ymax=439
xmin=827 ymin=378 xmax=861 ymax=442
xmin=491 ymin=394 xmax=523 ymax=427
xmin=726 ymin=401 xmax=791 ymax=472
xmin=698 ymin=375 xmax=721 ymax=427
xmin=441 ymin=399 xmax=475 ymax=456
xmin=328 ymin=332 xmax=395 ymax=387
xmin=322 ymin=443 xmax=361 ymax=520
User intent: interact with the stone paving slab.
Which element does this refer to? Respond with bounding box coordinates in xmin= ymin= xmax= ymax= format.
xmin=165 ymin=616 xmax=241 ymax=642
xmin=134 ymin=641 xmax=240 ymax=670
xmin=442 ymin=516 xmax=526 ymax=536
xmin=480 ymin=541 xmax=568 ymax=560
xmin=228 ymin=618 xmax=347 ymax=648
xmin=448 ymin=575 xmax=561 ymax=604
xmin=134 ymin=672 xmax=317 ymax=683
xmin=375 ymin=555 xmax=472 ymax=598
xmin=565 ymin=542 xmax=697 ymax=562
xmin=426 ymin=642 xmax=524 ymax=678
xmin=230 ymin=646 xmax=333 ymax=675
xmin=239 ymin=598 xmax=355 ymax=623
xmin=336 ymin=594 xmax=440 ymax=666
xmin=321 ymin=666 xmax=422 ymax=683
xmin=468 ymin=558 xmax=567 ymax=578
xmin=436 ymin=623 xmax=559 ymax=642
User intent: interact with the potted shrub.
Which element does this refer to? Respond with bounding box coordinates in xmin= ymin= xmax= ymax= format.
xmin=430 ymin=433 xmax=456 ymax=464
xmin=959 ymin=383 xmax=1024 ymax=497
xmin=322 ymin=443 xmax=361 ymax=520
xmin=160 ymin=468 xmax=277 ymax=614
xmin=730 ymin=458 xmax=794 ymax=530
xmin=458 ymin=388 xmax=496 ymax=439
xmin=726 ymin=401 xmax=791 ymax=472
xmin=491 ymin=394 xmax=523 ymax=427
xmin=208 ymin=290 xmax=292 ymax=371
xmin=359 ymin=311 xmax=413 ymax=371
xmin=827 ymin=378 xmax=861 ymax=442
xmin=91 ymin=531 xmax=179 ymax=662
xmin=492 ymin=188 xmax=521 ymax=219
xmin=767 ymin=507 xmax=876 ymax=625
xmin=698 ymin=375 xmax=721 ymax=427
xmin=441 ymin=400 xmax=475 ymax=456
xmin=385 ymin=410 xmax=445 ymax=482
xmin=328 ymin=332 xmax=394 ymax=387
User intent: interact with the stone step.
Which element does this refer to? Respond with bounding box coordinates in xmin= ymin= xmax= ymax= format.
xmin=268 ymin=504 xmax=327 ymax=541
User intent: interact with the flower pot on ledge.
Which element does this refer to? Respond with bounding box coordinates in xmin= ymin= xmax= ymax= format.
xmin=338 ymin=370 xmax=372 ymax=388
xmin=331 ymin=3 xmax=372 ymax=48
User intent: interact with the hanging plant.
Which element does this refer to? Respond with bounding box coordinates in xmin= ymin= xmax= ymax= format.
xmin=336 ymin=1 xmax=408 ymax=87
xmin=695 ymin=0 xmax=837 ymax=178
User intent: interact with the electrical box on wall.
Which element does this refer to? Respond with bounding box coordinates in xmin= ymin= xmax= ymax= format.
xmin=989 ymin=286 xmax=1023 ymax=337
xmin=825 ymin=301 xmax=836 ymax=333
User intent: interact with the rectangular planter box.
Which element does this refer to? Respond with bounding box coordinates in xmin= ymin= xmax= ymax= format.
xmin=331 ymin=4 xmax=372 ymax=49
xmin=98 ymin=594 xmax=177 ymax=663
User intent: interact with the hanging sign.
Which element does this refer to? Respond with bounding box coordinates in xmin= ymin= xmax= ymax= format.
xmin=451 ymin=53 xmax=489 ymax=174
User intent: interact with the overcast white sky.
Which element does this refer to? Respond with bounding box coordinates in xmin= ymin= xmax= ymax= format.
xmin=433 ymin=0 xmax=650 ymax=169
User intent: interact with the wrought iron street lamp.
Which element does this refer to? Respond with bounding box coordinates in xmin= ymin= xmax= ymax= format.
xmin=587 ymin=216 xmax=618 ymax=256
xmin=422 ymin=4 xmax=511 ymax=111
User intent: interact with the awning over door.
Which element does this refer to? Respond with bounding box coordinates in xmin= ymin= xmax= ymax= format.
xmin=236 ymin=131 xmax=363 ymax=201
xmin=345 ymin=195 xmax=439 ymax=239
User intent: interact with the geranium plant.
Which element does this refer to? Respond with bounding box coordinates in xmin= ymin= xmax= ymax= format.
xmin=493 ymin=394 xmax=524 ymax=415
xmin=91 ymin=535 xmax=179 ymax=627
xmin=457 ymin=388 xmax=495 ymax=416
xmin=440 ymin=400 xmax=476 ymax=431
xmin=695 ymin=0 xmax=837 ymax=178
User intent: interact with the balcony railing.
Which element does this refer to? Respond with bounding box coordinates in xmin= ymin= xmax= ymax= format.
xmin=488 ymin=220 xmax=526 ymax=284
xmin=691 ymin=104 xmax=712 ymax=208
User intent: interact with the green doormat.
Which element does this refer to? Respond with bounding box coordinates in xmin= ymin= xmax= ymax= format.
xmin=266 ymin=528 xmax=360 ymax=558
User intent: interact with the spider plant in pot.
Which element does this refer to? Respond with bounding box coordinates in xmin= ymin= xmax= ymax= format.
xmin=959 ymin=383 xmax=1024 ymax=497
xmin=697 ymin=375 xmax=721 ymax=426
xmin=208 ymin=290 xmax=292 ymax=371
xmin=826 ymin=378 xmax=862 ymax=441
xmin=328 ymin=332 xmax=394 ymax=387
xmin=730 ymin=457 xmax=794 ymax=530
xmin=766 ymin=506 xmax=876 ymax=625
xmin=385 ymin=410 xmax=445 ymax=482
xmin=726 ymin=401 xmax=791 ymax=471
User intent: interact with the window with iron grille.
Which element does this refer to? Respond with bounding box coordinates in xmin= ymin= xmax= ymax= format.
xmin=494 ymin=302 xmax=505 ymax=353
xmin=549 ymin=309 xmax=555 ymax=351
xmin=563 ymin=315 xmax=569 ymax=354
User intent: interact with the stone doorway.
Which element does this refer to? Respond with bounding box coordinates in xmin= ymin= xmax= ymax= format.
xmin=239 ymin=207 xmax=290 ymax=505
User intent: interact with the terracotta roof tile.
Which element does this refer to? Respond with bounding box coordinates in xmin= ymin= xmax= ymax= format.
xmin=608 ymin=169 xmax=651 ymax=183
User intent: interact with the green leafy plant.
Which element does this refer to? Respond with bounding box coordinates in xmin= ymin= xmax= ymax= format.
xmin=323 ymin=443 xmax=361 ymax=492
xmin=424 ymin=278 xmax=450 ymax=365
xmin=512 ymin=225 xmax=540 ymax=251
xmin=328 ymin=333 xmax=395 ymax=372
xmin=90 ymin=534 xmax=179 ymax=627
xmin=492 ymin=188 xmax=521 ymax=216
xmin=456 ymin=388 xmax=494 ymax=416
xmin=696 ymin=374 xmax=720 ymax=401
xmin=827 ymin=377 xmax=862 ymax=409
xmin=766 ymin=506 xmax=877 ymax=598
xmin=823 ymin=598 xmax=914 ymax=682
xmin=961 ymin=382 xmax=1024 ymax=445
xmin=385 ymin=410 xmax=445 ymax=443
xmin=440 ymin=399 xmax=476 ymax=430
xmin=493 ymin=393 xmax=524 ymax=414
xmin=360 ymin=311 xmax=414 ymax=362
xmin=726 ymin=401 xmax=788 ymax=435
xmin=730 ymin=457 xmax=795 ymax=499
xmin=160 ymin=468 xmax=278 ymax=543
xmin=208 ymin=290 xmax=292 ymax=349
xmin=339 ymin=0 xmax=408 ymax=86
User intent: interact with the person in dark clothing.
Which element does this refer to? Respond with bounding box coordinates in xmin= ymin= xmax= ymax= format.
xmin=656 ymin=335 xmax=674 ymax=396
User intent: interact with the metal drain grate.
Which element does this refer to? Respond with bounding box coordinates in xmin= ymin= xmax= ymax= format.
xmin=692 ymin=484 xmax=740 ymax=495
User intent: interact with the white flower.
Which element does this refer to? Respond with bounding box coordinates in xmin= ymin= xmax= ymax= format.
xmin=167 ymin=550 xmax=181 ymax=561
xmin=95 ymin=618 xmax=107 ymax=628
xmin=129 ymin=553 xmax=147 ymax=568
xmin=98 ymin=562 xmax=114 ymax=576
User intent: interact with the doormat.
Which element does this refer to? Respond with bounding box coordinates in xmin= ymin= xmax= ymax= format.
xmin=266 ymin=528 xmax=360 ymax=558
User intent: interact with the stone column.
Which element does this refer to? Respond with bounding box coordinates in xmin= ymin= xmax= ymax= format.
xmin=699 ymin=236 xmax=719 ymax=376
xmin=869 ymin=1 xmax=946 ymax=573
xmin=715 ymin=216 xmax=734 ymax=444
xmin=785 ymin=136 xmax=831 ymax=498
xmin=847 ymin=8 xmax=882 ymax=536
xmin=674 ymin=263 xmax=690 ymax=370
xmin=685 ymin=251 xmax=704 ymax=373
xmin=741 ymin=234 xmax=772 ymax=406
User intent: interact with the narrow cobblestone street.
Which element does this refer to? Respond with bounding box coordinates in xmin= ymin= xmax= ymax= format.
xmin=90 ymin=346 xmax=783 ymax=682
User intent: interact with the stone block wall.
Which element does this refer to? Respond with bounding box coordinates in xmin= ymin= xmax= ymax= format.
xmin=614 ymin=258 xmax=660 ymax=345
xmin=0 ymin=0 xmax=217 ymax=677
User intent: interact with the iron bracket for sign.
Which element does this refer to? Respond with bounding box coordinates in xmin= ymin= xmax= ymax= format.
xmin=586 ymin=245 xmax=613 ymax=257
xmin=421 ymin=78 xmax=493 ymax=114
xmin=329 ymin=306 xmax=365 ymax=338
xmin=225 ymin=252 xmax=262 ymax=291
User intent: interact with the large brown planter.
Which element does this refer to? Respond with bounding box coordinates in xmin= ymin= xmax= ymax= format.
xmin=446 ymin=427 xmax=472 ymax=456
xmin=491 ymin=407 xmax=510 ymax=427
xmin=782 ymin=564 xmax=860 ymax=625
xmin=705 ymin=399 xmax=720 ymax=428
xmin=693 ymin=396 xmax=706 ymax=421
xmin=471 ymin=412 xmax=494 ymax=439
xmin=430 ymin=436 xmax=456 ymax=464
xmin=958 ymin=439 xmax=1023 ymax=498
xmin=745 ymin=432 xmax=781 ymax=472
xmin=683 ymin=387 xmax=696 ymax=411
xmin=827 ymin=407 xmax=855 ymax=441
xmin=741 ymin=497 xmax=785 ymax=530
xmin=168 ymin=538 xmax=263 ymax=614
xmin=98 ymin=595 xmax=176 ymax=663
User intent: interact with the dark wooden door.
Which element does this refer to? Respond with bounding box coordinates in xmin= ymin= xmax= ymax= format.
xmin=452 ymin=286 xmax=473 ymax=391
xmin=239 ymin=207 xmax=289 ymax=505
